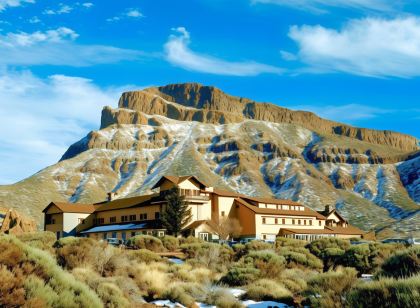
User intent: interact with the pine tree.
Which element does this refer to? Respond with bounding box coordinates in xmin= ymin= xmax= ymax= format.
xmin=161 ymin=187 xmax=192 ymax=236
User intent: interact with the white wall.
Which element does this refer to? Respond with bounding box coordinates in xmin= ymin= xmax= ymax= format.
xmin=63 ymin=213 xmax=90 ymax=233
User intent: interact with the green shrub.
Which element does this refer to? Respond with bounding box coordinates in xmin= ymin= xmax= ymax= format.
xmin=17 ymin=231 xmax=56 ymax=253
xmin=245 ymin=250 xmax=286 ymax=278
xmin=162 ymin=236 xmax=179 ymax=251
xmin=340 ymin=244 xmax=375 ymax=273
xmin=305 ymin=267 xmax=358 ymax=308
xmin=163 ymin=282 xmax=202 ymax=306
xmin=276 ymin=237 xmax=307 ymax=248
xmin=379 ymin=246 xmax=420 ymax=279
xmin=127 ymin=249 xmax=162 ymax=263
xmin=181 ymin=242 xmax=233 ymax=271
xmin=307 ymin=238 xmax=351 ymax=257
xmin=205 ymin=287 xmax=244 ymax=308
xmin=0 ymin=235 xmax=103 ymax=307
xmin=245 ymin=240 xmax=273 ymax=251
xmin=245 ymin=279 xmax=293 ymax=305
xmin=347 ymin=275 xmax=420 ymax=308
xmin=220 ymin=266 xmax=260 ymax=286
xmin=277 ymin=247 xmax=323 ymax=270
xmin=179 ymin=236 xmax=204 ymax=245
xmin=125 ymin=235 xmax=165 ymax=252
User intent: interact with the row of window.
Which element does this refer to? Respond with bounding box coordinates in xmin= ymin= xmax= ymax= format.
xmin=261 ymin=204 xmax=305 ymax=211
xmin=94 ymin=212 xmax=160 ymax=225
xmin=262 ymin=217 xmax=321 ymax=226
xmin=100 ymin=230 xmax=165 ymax=240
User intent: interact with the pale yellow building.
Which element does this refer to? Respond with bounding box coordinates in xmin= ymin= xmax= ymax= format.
xmin=43 ymin=175 xmax=368 ymax=241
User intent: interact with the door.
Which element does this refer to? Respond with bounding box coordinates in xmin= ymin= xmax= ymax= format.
xmin=199 ymin=232 xmax=209 ymax=241
xmin=121 ymin=232 xmax=126 ymax=242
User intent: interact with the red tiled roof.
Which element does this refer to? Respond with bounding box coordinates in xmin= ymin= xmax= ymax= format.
xmin=235 ymin=198 xmax=326 ymax=219
xmin=326 ymin=226 xmax=365 ymax=235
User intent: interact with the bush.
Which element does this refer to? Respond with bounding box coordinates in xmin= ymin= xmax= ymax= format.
xmin=245 ymin=240 xmax=273 ymax=252
xmin=220 ymin=266 xmax=260 ymax=286
xmin=125 ymin=235 xmax=165 ymax=252
xmin=181 ymin=242 xmax=233 ymax=271
xmin=205 ymin=287 xmax=244 ymax=308
xmin=276 ymin=237 xmax=307 ymax=248
xmin=245 ymin=279 xmax=293 ymax=305
xmin=340 ymin=244 xmax=375 ymax=274
xmin=277 ymin=247 xmax=323 ymax=270
xmin=379 ymin=246 xmax=420 ymax=279
xmin=163 ymin=282 xmax=204 ymax=306
xmin=55 ymin=237 xmax=116 ymax=274
xmin=245 ymin=250 xmax=286 ymax=278
xmin=347 ymin=275 xmax=420 ymax=308
xmin=162 ymin=235 xmax=179 ymax=251
xmin=305 ymin=267 xmax=358 ymax=308
xmin=127 ymin=249 xmax=162 ymax=263
xmin=179 ymin=236 xmax=204 ymax=245
xmin=17 ymin=231 xmax=56 ymax=254
xmin=0 ymin=235 xmax=103 ymax=307
xmin=307 ymin=238 xmax=351 ymax=257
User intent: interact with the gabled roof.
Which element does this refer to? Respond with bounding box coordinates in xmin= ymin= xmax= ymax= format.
xmin=235 ymin=198 xmax=326 ymax=219
xmin=43 ymin=202 xmax=96 ymax=214
xmin=94 ymin=193 xmax=160 ymax=212
xmin=152 ymin=175 xmax=208 ymax=189
xmin=322 ymin=209 xmax=348 ymax=223
xmin=183 ymin=219 xmax=217 ymax=231
xmin=326 ymin=226 xmax=365 ymax=235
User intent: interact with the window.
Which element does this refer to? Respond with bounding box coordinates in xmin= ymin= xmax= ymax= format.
xmin=51 ymin=218 xmax=56 ymax=224
xmin=121 ymin=215 xmax=128 ymax=222
xmin=158 ymin=231 xmax=165 ymax=237
xmin=262 ymin=234 xmax=267 ymax=240
xmin=221 ymin=211 xmax=225 ymax=217
xmin=129 ymin=215 xmax=136 ymax=221
xmin=131 ymin=232 xmax=135 ymax=237
xmin=140 ymin=213 xmax=148 ymax=220
xmin=112 ymin=232 xmax=117 ymax=238
xmin=110 ymin=216 xmax=116 ymax=223
xmin=262 ymin=217 xmax=266 ymax=224
xmin=298 ymin=220 xmax=301 ymax=225
xmin=155 ymin=212 xmax=160 ymax=219
xmin=103 ymin=233 xmax=107 ymax=239
xmin=319 ymin=221 xmax=322 ymax=226
xmin=282 ymin=218 xmax=285 ymax=224
xmin=309 ymin=220 xmax=312 ymax=225
xmin=304 ymin=220 xmax=306 ymax=225
xmin=98 ymin=218 xmax=104 ymax=225
xmin=292 ymin=219 xmax=295 ymax=225
xmin=56 ymin=232 xmax=61 ymax=240
xmin=275 ymin=218 xmax=278 ymax=224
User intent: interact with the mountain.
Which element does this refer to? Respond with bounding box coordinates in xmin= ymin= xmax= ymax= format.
xmin=0 ymin=83 xmax=419 ymax=238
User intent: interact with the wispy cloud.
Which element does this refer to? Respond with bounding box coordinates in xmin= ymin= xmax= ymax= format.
xmin=287 ymin=17 xmax=420 ymax=78
xmin=0 ymin=27 xmax=142 ymax=67
xmin=164 ymin=27 xmax=282 ymax=76
xmin=107 ymin=8 xmax=143 ymax=22
xmin=43 ymin=4 xmax=73 ymax=15
xmin=251 ymin=0 xmax=396 ymax=14
xmin=0 ymin=71 xmax=139 ymax=184
xmin=82 ymin=2 xmax=93 ymax=8
xmin=0 ymin=0 xmax=34 ymax=12
xmin=288 ymin=103 xmax=392 ymax=123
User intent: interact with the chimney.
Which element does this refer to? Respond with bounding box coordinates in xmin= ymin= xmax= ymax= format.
xmin=107 ymin=192 xmax=117 ymax=201
xmin=325 ymin=205 xmax=330 ymax=213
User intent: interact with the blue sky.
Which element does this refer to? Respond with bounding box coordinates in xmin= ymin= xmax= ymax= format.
xmin=0 ymin=0 xmax=419 ymax=184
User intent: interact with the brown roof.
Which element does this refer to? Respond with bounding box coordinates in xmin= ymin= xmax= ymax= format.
xmin=326 ymin=226 xmax=365 ymax=235
xmin=152 ymin=175 xmax=208 ymax=189
xmin=43 ymin=202 xmax=96 ymax=214
xmin=94 ymin=193 xmax=159 ymax=212
xmin=184 ymin=219 xmax=217 ymax=231
xmin=212 ymin=188 xmax=242 ymax=198
xmin=235 ymin=198 xmax=326 ymax=219
xmin=279 ymin=228 xmax=336 ymax=235
xmin=243 ymin=196 xmax=302 ymax=206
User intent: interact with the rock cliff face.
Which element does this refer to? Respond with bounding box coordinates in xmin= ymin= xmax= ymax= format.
xmin=0 ymin=83 xmax=418 ymax=238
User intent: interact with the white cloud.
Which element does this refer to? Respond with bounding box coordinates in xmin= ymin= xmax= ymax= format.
xmin=288 ymin=103 xmax=392 ymax=122
xmin=0 ymin=71 xmax=140 ymax=184
xmin=43 ymin=4 xmax=73 ymax=15
xmin=164 ymin=27 xmax=282 ymax=76
xmin=0 ymin=27 xmax=142 ymax=67
xmin=287 ymin=17 xmax=420 ymax=78
xmin=0 ymin=0 xmax=34 ymax=12
xmin=28 ymin=16 xmax=41 ymax=23
xmin=252 ymin=0 xmax=395 ymax=14
xmin=107 ymin=8 xmax=144 ymax=22
xmin=82 ymin=2 xmax=93 ymax=8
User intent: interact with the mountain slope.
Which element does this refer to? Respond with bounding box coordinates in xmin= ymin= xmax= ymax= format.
xmin=0 ymin=83 xmax=418 ymax=238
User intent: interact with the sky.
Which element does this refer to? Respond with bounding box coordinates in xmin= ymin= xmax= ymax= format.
xmin=0 ymin=0 xmax=419 ymax=184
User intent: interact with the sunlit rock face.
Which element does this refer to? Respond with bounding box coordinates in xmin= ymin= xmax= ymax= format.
xmin=0 ymin=83 xmax=418 ymax=238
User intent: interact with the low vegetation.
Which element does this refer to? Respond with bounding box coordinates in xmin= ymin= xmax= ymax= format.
xmin=0 ymin=233 xmax=418 ymax=307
